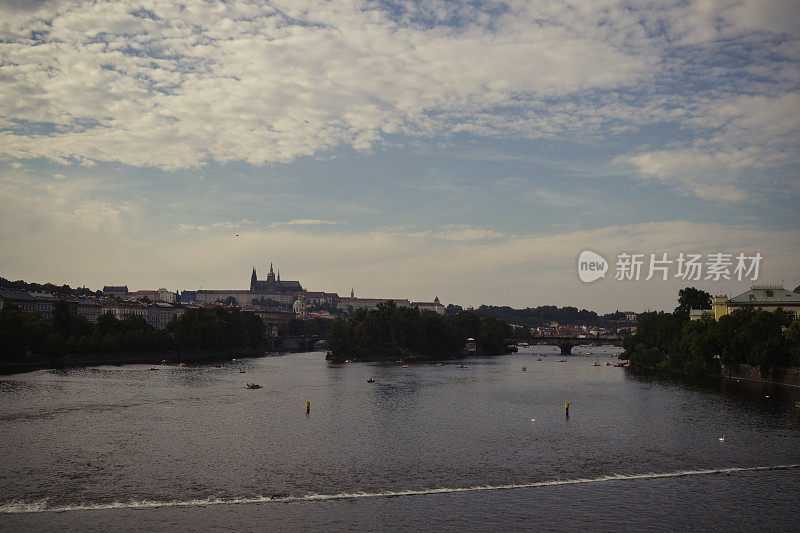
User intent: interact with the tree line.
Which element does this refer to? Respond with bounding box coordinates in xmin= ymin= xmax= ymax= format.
xmin=449 ymin=304 xmax=631 ymax=330
xmin=0 ymin=277 xmax=101 ymax=298
xmin=325 ymin=301 xmax=512 ymax=362
xmin=0 ymin=301 xmax=266 ymax=363
xmin=623 ymin=288 xmax=800 ymax=377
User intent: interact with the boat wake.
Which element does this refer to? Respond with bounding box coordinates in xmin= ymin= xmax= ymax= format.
xmin=2 ymin=464 xmax=799 ymax=514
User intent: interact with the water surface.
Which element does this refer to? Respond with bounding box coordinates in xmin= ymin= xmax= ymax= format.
xmin=1 ymin=349 xmax=799 ymax=531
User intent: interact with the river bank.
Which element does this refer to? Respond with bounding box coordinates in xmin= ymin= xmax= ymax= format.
xmin=721 ymin=363 xmax=800 ymax=388
xmin=0 ymin=346 xmax=296 ymax=375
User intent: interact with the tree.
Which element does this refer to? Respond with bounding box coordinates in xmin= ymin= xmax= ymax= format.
xmin=674 ymin=287 xmax=712 ymax=315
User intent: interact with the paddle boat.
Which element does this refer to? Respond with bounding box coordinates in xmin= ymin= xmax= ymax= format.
xmin=246 ymin=383 xmax=262 ymax=389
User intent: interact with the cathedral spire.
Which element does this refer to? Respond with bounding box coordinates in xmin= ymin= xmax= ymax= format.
xmin=351 ymin=287 xmax=354 ymax=298
xmin=250 ymin=267 xmax=257 ymax=291
xmin=277 ymin=269 xmax=280 ymax=282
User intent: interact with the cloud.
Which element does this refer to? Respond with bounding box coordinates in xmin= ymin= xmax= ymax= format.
xmin=0 ymin=0 xmax=658 ymax=170
xmin=268 ymin=219 xmax=340 ymax=228
xmin=616 ymin=92 xmax=800 ymax=202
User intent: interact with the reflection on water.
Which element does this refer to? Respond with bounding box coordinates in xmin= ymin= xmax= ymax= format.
xmin=0 ymin=351 xmax=798 ymax=530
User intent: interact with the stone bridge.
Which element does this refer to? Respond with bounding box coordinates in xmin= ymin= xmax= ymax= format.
xmin=525 ymin=335 xmax=624 ymax=355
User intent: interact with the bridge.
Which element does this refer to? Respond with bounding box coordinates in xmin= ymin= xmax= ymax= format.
xmin=522 ymin=335 xmax=624 ymax=355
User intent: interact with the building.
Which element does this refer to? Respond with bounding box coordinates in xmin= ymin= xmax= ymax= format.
xmin=303 ymin=291 xmax=340 ymax=306
xmin=689 ymin=309 xmax=715 ymax=321
xmin=247 ymin=307 xmax=295 ymax=338
xmin=101 ymin=299 xmax=148 ymax=321
xmin=195 ymin=289 xmax=253 ymax=306
xmin=0 ymin=288 xmax=36 ymax=313
xmin=100 ymin=299 xmax=184 ymax=330
xmin=127 ymin=288 xmax=177 ymax=303
xmin=146 ymin=302 xmax=185 ymax=330
xmin=69 ymin=297 xmax=101 ymax=323
xmin=250 ymin=263 xmax=303 ymax=294
xmin=293 ymin=295 xmax=308 ymax=317
xmin=102 ymin=285 xmax=128 ymax=299
xmin=337 ymin=297 xmax=411 ymax=312
xmin=195 ymin=262 xmax=307 ymax=307
xmin=129 ymin=290 xmax=159 ymax=301
xmin=30 ymin=292 xmax=56 ymax=319
xmin=411 ymin=296 xmax=445 ymax=315
xmin=712 ymin=284 xmax=800 ymax=320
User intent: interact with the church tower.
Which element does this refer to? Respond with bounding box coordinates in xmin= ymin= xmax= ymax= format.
xmin=267 ymin=262 xmax=276 ymax=283
xmin=250 ymin=267 xmax=257 ymax=291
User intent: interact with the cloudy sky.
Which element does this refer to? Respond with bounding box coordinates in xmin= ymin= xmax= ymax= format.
xmin=1 ymin=0 xmax=798 ymax=312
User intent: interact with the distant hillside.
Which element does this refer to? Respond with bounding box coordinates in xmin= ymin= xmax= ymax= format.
xmin=448 ymin=304 xmax=630 ymax=328
xmin=0 ymin=277 xmax=101 ymax=298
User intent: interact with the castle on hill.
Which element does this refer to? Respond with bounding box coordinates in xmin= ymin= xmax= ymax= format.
xmin=190 ymin=261 xmax=444 ymax=315
xmin=250 ymin=263 xmax=302 ymax=293
xmin=193 ymin=262 xmax=306 ymax=306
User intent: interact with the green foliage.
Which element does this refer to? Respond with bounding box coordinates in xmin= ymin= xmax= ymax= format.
xmin=674 ymin=287 xmax=712 ymax=315
xmin=624 ymin=298 xmax=800 ymax=377
xmin=168 ymin=307 xmax=265 ymax=349
xmin=1 ymin=301 xmax=270 ymax=362
xmin=0 ymin=305 xmax=49 ymax=360
xmin=471 ymin=304 xmax=628 ymax=328
xmin=288 ymin=317 xmax=333 ymax=337
xmin=0 ymin=277 xmax=102 ymax=298
xmin=325 ymin=302 xmax=511 ymax=362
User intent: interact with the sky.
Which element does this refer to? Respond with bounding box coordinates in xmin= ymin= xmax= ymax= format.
xmin=1 ymin=0 xmax=799 ymax=313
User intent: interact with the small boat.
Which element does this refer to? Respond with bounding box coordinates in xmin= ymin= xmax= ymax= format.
xmin=213 ymin=364 xmax=222 ymax=368
xmin=537 ymin=358 xmax=542 ymax=361
xmin=246 ymin=383 xmax=262 ymax=389
xmin=614 ymin=362 xmax=628 ymax=367
xmin=522 ymin=367 xmax=527 ymax=371
xmin=179 ymin=363 xmax=187 ymax=367
xmin=345 ymin=360 xmax=351 ymax=363
xmin=239 ymin=369 xmax=246 ymax=373
xmin=605 ymin=362 xmax=612 ymax=366
xmin=402 ymin=364 xmax=409 ymax=368
xmin=367 ymin=378 xmax=375 ymax=383
xmin=557 ymin=359 xmax=567 ymax=363
xmin=147 ymin=367 xmax=157 ymax=371
xmin=458 ymin=364 xmax=467 ymax=368
xmin=590 ymin=362 xmax=601 ymax=367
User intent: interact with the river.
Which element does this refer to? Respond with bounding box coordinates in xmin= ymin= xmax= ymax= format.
xmin=1 ymin=349 xmax=799 ymax=531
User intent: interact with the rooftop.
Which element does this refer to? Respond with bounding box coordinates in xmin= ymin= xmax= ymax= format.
xmin=728 ymin=285 xmax=800 ymax=305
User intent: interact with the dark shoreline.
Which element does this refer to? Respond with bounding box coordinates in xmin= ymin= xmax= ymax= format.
xmin=627 ymin=363 xmax=800 ymax=390
xmin=0 ymin=346 xmax=315 ymax=375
